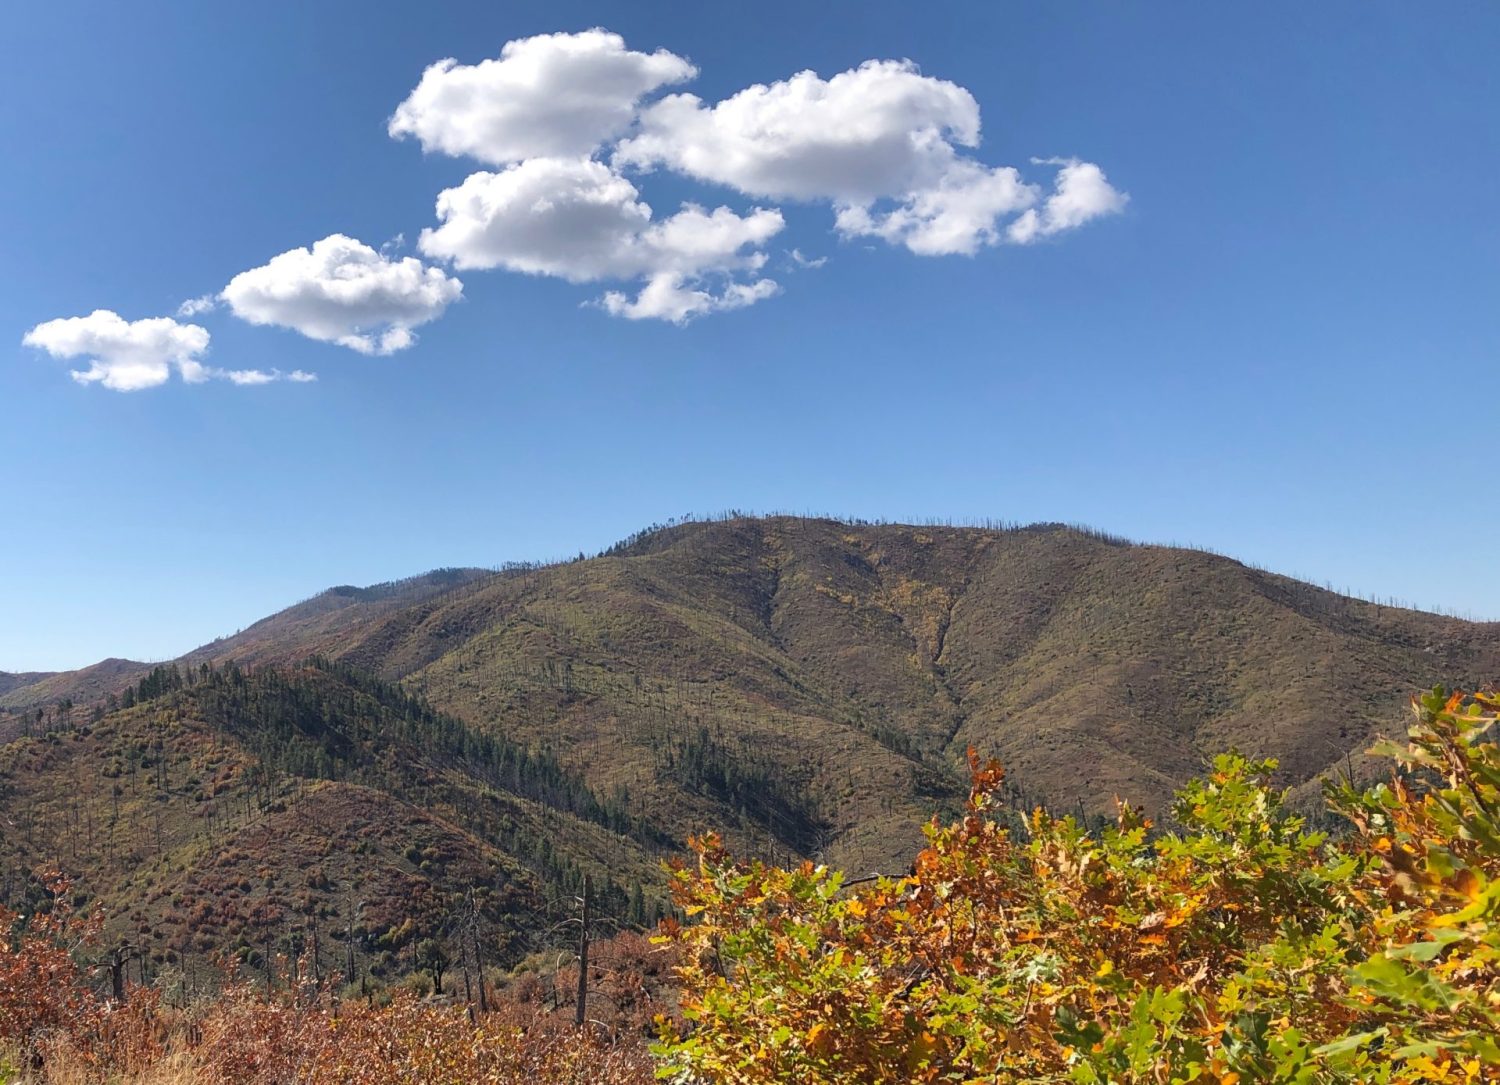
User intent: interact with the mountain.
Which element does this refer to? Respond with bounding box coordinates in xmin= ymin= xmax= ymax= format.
xmin=0 ymin=670 xmax=55 ymax=697
xmin=0 ymin=658 xmax=144 ymax=711
xmin=4 ymin=516 xmax=1498 ymax=977
xmin=158 ymin=517 xmax=1498 ymax=854
xmin=180 ymin=566 xmax=496 ymax=667
xmin=0 ymin=569 xmax=498 ymax=713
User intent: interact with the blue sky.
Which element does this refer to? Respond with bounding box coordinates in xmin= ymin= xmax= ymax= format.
xmin=3 ymin=1 xmax=1497 ymax=671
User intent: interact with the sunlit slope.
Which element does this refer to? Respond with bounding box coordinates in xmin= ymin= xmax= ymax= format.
xmin=164 ymin=516 xmax=1499 ymax=871
xmin=11 ymin=517 xmax=1499 ymax=877
xmin=0 ymin=660 xmax=664 ymax=978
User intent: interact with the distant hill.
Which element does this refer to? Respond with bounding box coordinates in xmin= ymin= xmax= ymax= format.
xmin=0 ymin=670 xmax=55 ymax=697
xmin=5 ymin=516 xmax=1498 ymax=975
xmin=180 ymin=566 xmax=496 ymax=665
xmin=0 ymin=569 xmax=494 ymax=710
xmin=0 ymin=657 xmax=147 ymax=711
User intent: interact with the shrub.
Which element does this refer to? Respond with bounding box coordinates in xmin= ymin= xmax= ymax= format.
xmin=656 ymin=688 xmax=1500 ymax=1083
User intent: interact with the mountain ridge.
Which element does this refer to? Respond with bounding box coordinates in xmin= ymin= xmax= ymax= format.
xmin=0 ymin=670 xmax=55 ymax=697
xmin=6 ymin=514 xmax=1499 ymax=876
xmin=6 ymin=514 xmax=1499 ymax=985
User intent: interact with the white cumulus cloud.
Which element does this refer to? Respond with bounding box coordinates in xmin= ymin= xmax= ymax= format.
xmin=389 ymin=29 xmax=696 ymax=166
xmin=1007 ymin=159 xmax=1129 ymax=244
xmin=419 ymin=158 xmax=782 ymax=322
xmin=615 ymin=60 xmax=980 ymax=203
xmin=420 ymin=158 xmax=651 ymax=279
xmin=21 ymin=310 xmax=314 ymax=391
xmin=28 ymin=32 xmax=1130 ymax=389
xmin=390 ymin=31 xmax=1126 ymax=321
xmin=221 ymin=234 xmax=463 ymax=354
xmin=23 ymin=310 xmax=210 ymax=391
xmin=834 ymin=160 xmax=1038 ymax=255
xmin=613 ymin=57 xmax=1125 ymax=256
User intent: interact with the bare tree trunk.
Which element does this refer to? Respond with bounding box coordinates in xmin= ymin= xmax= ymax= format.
xmin=575 ymin=874 xmax=590 ymax=1028
xmin=311 ymin=921 xmax=321 ymax=987
xmin=473 ymin=922 xmax=487 ymax=1014
xmin=344 ymin=896 xmax=357 ymax=993
xmin=468 ymin=887 xmax=488 ymax=1014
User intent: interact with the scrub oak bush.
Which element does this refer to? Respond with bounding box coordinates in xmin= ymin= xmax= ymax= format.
xmin=657 ymin=688 xmax=1500 ymax=1084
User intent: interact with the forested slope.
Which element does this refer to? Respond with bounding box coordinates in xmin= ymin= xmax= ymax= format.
xmin=0 ymin=659 xmax=667 ymax=984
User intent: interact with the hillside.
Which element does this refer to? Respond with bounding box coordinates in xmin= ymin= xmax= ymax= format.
xmin=0 ymin=569 xmax=495 ymax=712
xmin=180 ymin=566 xmax=497 ymax=667
xmin=4 ymin=515 xmax=1499 ymax=970
xmin=0 ymin=659 xmax=667 ymax=987
xmin=0 ymin=671 xmax=54 ymax=698
xmin=158 ymin=517 xmax=1499 ymax=866
xmin=0 ymin=658 xmax=146 ymax=712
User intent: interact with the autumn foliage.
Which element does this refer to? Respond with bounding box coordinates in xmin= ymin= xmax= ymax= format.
xmin=5 ymin=687 xmax=1500 ymax=1082
xmin=657 ymin=688 xmax=1500 ymax=1083
xmin=0 ymin=886 xmax=656 ymax=1084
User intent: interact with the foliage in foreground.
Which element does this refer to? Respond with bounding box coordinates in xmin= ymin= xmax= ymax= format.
xmin=0 ymin=883 xmax=657 ymax=1085
xmin=658 ymin=689 xmax=1500 ymax=1083
xmin=5 ymin=687 xmax=1498 ymax=1083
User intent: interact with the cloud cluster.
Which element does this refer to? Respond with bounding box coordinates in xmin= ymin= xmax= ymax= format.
xmin=615 ymin=59 xmax=1125 ymax=257
xmin=24 ymin=29 xmax=1127 ymax=390
xmin=389 ymin=29 xmax=696 ymax=165
xmin=833 ymin=160 xmax=1036 ymax=255
xmin=616 ymin=60 xmax=980 ymax=203
xmin=21 ymin=310 xmax=313 ymax=391
xmin=24 ymin=232 xmax=455 ymax=391
xmin=416 ymin=157 xmax=782 ymax=321
xmin=400 ymin=35 xmax=1126 ymax=318
xmin=221 ymin=234 xmax=463 ymax=355
xmin=415 ymin=158 xmax=783 ymax=320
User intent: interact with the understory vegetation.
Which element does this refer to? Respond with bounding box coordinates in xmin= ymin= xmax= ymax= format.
xmin=4 ymin=687 xmax=1498 ymax=1082
xmin=0 ymin=886 xmax=667 ymax=1084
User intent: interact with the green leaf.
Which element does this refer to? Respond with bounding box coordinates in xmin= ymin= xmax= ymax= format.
xmin=1312 ymin=1028 xmax=1386 ymax=1058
